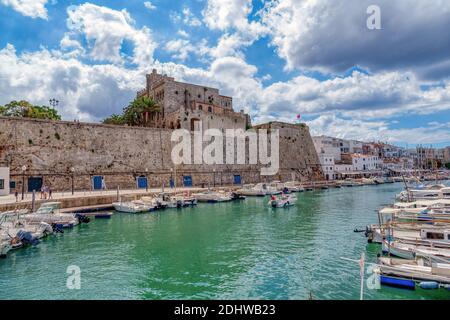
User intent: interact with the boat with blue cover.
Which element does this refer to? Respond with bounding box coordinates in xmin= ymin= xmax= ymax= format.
xmin=374 ymin=257 xmax=450 ymax=290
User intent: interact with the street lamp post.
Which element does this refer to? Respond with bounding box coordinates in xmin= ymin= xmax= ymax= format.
xmin=145 ymin=168 xmax=149 ymax=192
xmin=213 ymin=168 xmax=216 ymax=188
xmin=70 ymin=167 xmax=75 ymax=195
xmin=21 ymin=165 xmax=27 ymax=200
xmin=49 ymin=98 xmax=59 ymax=111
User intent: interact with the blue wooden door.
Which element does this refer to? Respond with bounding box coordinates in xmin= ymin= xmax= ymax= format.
xmin=233 ymin=175 xmax=241 ymax=185
xmin=92 ymin=176 xmax=103 ymax=190
xmin=137 ymin=176 xmax=148 ymax=189
xmin=183 ymin=175 xmax=192 ymax=187
xmin=28 ymin=177 xmax=43 ymax=192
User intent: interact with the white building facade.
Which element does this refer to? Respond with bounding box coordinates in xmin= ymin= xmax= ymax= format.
xmin=312 ymin=136 xmax=342 ymax=161
xmin=318 ymin=154 xmax=336 ymax=180
xmin=351 ymin=154 xmax=382 ymax=171
xmin=0 ymin=167 xmax=10 ymax=196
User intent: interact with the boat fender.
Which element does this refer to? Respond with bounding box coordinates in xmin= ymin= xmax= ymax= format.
xmin=419 ymin=282 xmax=439 ymax=290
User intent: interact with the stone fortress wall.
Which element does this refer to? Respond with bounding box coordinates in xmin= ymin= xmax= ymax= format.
xmin=0 ymin=116 xmax=322 ymax=193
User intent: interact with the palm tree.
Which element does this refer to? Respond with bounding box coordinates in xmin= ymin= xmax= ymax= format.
xmin=123 ymin=96 xmax=160 ymax=126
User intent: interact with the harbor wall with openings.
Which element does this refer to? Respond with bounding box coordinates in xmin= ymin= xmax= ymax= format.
xmin=0 ymin=116 xmax=322 ymax=193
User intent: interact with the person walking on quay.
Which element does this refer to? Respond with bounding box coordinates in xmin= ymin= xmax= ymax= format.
xmin=15 ymin=190 xmax=19 ymax=202
xmin=43 ymin=185 xmax=48 ymax=199
xmin=101 ymin=177 xmax=107 ymax=190
xmin=40 ymin=186 xmax=45 ymax=199
xmin=49 ymin=187 xmax=53 ymax=199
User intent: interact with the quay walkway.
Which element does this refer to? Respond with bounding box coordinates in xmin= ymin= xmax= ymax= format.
xmin=0 ymin=180 xmax=338 ymax=212
xmin=0 ymin=187 xmax=206 ymax=212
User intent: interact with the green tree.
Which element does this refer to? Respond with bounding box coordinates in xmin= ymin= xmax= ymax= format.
xmin=0 ymin=100 xmax=61 ymax=120
xmin=28 ymin=105 xmax=61 ymax=120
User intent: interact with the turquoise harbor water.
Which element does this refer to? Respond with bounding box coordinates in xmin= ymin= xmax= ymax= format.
xmin=0 ymin=183 xmax=449 ymax=300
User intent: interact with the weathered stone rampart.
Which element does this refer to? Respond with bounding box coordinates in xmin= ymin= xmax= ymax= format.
xmin=0 ymin=116 xmax=322 ymax=192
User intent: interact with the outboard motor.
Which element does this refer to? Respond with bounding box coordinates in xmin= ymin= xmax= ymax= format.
xmin=75 ymin=213 xmax=90 ymax=224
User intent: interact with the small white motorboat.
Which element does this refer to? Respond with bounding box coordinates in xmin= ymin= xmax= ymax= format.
xmin=268 ymin=194 xmax=297 ymax=208
xmin=382 ymin=239 xmax=450 ymax=263
xmin=265 ymin=183 xmax=282 ymax=195
xmin=194 ymin=191 xmax=232 ymax=203
xmin=112 ymin=201 xmax=151 ymax=213
xmin=237 ymin=184 xmax=267 ymax=197
xmin=396 ymin=184 xmax=450 ymax=202
xmin=24 ymin=202 xmax=82 ymax=227
xmin=141 ymin=194 xmax=186 ymax=209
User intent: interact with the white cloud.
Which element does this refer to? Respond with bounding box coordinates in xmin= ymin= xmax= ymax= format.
xmin=2 ymin=36 xmax=450 ymax=145
xmin=1 ymin=0 xmax=48 ymax=19
xmin=143 ymin=1 xmax=156 ymax=11
xmin=182 ymin=7 xmax=202 ymax=27
xmin=306 ymin=114 xmax=450 ymax=145
xmin=165 ymin=39 xmax=194 ymax=61
xmin=177 ymin=30 xmax=189 ymax=38
xmin=59 ymin=34 xmax=85 ymax=58
xmin=66 ymin=3 xmax=156 ymax=66
xmin=200 ymin=0 xmax=267 ymax=61
xmin=0 ymin=43 xmax=143 ymax=121
xmin=171 ymin=7 xmax=202 ymax=27
xmin=1 ymin=1 xmax=450 ymax=146
xmin=203 ymin=0 xmax=265 ymax=35
xmin=164 ymin=38 xmax=211 ymax=62
xmin=256 ymin=71 xmax=450 ymax=123
xmin=261 ymin=0 xmax=450 ymax=79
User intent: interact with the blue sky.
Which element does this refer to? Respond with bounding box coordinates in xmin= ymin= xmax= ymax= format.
xmin=0 ymin=0 xmax=449 ymax=147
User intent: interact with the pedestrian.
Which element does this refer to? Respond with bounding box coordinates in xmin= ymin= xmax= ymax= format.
xmin=49 ymin=187 xmax=53 ymax=199
xmin=101 ymin=177 xmax=107 ymax=190
xmin=15 ymin=190 xmax=19 ymax=202
xmin=40 ymin=186 xmax=44 ymax=199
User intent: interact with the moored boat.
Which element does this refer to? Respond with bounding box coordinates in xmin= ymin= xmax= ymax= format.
xmin=382 ymin=239 xmax=450 ymax=263
xmin=23 ymin=202 xmax=84 ymax=227
xmin=112 ymin=201 xmax=151 ymax=213
xmin=194 ymin=191 xmax=232 ymax=203
xmin=374 ymin=257 xmax=450 ymax=290
xmin=268 ymin=194 xmax=297 ymax=208
xmin=237 ymin=184 xmax=267 ymax=197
